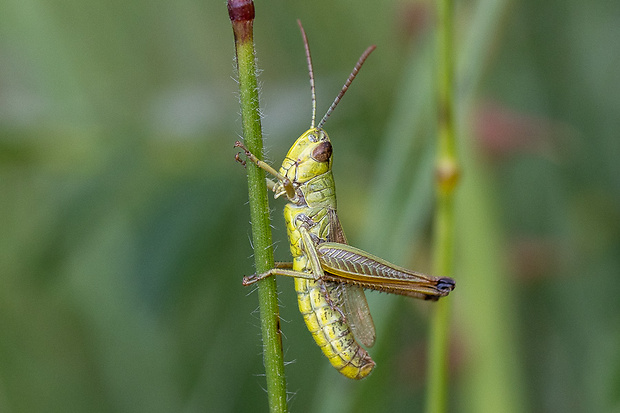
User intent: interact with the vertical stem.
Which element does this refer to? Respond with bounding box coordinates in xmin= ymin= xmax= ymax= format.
xmin=426 ymin=0 xmax=459 ymax=411
xmin=228 ymin=1 xmax=288 ymax=412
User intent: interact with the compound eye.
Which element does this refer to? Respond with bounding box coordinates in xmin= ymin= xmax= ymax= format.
xmin=311 ymin=141 xmax=332 ymax=162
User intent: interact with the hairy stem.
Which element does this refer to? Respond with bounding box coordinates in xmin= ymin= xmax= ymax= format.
xmin=228 ymin=1 xmax=288 ymax=411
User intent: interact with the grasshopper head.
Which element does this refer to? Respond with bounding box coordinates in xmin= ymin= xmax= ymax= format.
xmin=276 ymin=127 xmax=333 ymax=194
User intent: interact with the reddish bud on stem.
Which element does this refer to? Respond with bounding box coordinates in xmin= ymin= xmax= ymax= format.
xmin=228 ymin=0 xmax=254 ymax=22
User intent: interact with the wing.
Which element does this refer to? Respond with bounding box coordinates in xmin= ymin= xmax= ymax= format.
xmin=317 ymin=242 xmax=456 ymax=300
xmin=327 ymin=209 xmax=376 ymax=348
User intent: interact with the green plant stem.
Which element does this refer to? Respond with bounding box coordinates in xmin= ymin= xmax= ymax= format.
xmin=426 ymin=0 xmax=459 ymax=411
xmin=228 ymin=1 xmax=288 ymax=412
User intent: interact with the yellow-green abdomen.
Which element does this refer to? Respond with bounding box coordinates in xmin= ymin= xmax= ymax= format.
xmin=292 ymin=256 xmax=375 ymax=379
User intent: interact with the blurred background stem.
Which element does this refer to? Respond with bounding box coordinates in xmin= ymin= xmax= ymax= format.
xmin=228 ymin=1 xmax=288 ymax=411
xmin=426 ymin=0 xmax=458 ymax=411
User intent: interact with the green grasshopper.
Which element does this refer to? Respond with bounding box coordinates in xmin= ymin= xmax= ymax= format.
xmin=236 ymin=20 xmax=455 ymax=380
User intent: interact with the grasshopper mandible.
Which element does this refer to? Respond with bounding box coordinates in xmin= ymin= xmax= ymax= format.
xmin=236 ymin=20 xmax=455 ymax=380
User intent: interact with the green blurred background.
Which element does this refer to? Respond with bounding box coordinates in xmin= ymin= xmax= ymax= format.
xmin=1 ymin=0 xmax=619 ymax=411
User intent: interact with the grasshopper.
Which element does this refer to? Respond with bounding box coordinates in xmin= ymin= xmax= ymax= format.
xmin=236 ymin=20 xmax=455 ymax=380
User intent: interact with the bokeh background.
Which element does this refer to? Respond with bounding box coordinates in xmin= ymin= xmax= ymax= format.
xmin=1 ymin=0 xmax=619 ymax=412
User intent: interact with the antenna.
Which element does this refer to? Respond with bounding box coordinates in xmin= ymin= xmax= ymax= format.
xmin=318 ymin=44 xmax=376 ymax=129
xmin=297 ymin=20 xmax=317 ymax=128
